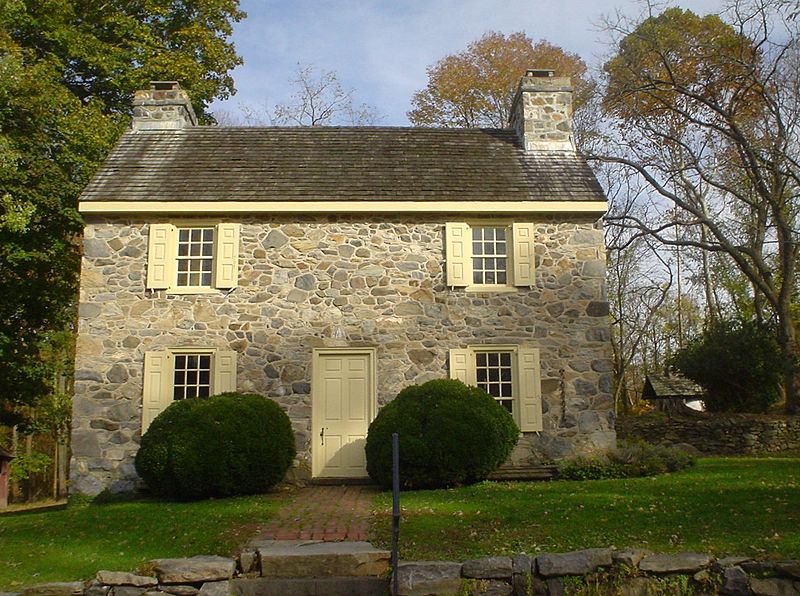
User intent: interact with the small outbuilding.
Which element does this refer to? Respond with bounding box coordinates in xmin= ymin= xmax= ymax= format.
xmin=0 ymin=445 xmax=14 ymax=508
xmin=642 ymin=373 xmax=706 ymax=414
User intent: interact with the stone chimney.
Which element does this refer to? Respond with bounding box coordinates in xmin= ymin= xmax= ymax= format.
xmin=509 ymin=69 xmax=574 ymax=152
xmin=132 ymin=81 xmax=197 ymax=131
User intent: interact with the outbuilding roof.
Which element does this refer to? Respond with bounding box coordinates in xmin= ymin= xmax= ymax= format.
xmin=79 ymin=127 xmax=606 ymax=203
xmin=643 ymin=374 xmax=706 ymax=400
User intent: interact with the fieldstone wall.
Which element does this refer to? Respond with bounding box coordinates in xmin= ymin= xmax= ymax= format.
xmin=15 ymin=549 xmax=800 ymax=596
xmin=71 ymin=214 xmax=613 ymax=494
xmin=618 ymin=414 xmax=800 ymax=456
xmin=396 ymin=550 xmax=800 ymax=595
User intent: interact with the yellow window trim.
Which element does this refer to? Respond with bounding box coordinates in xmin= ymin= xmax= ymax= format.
xmin=468 ymin=344 xmax=519 ymax=352
xmin=145 ymin=222 xmax=240 ymax=293
xmin=464 ymin=285 xmax=519 ymax=294
xmin=449 ymin=344 xmax=542 ymax=432
xmin=141 ymin=347 xmax=238 ymax=433
xmin=447 ymin=221 xmax=534 ymax=291
xmin=80 ymin=200 xmax=608 ymax=215
xmin=164 ymin=287 xmax=220 ymax=295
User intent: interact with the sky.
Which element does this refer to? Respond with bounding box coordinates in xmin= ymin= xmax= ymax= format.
xmin=210 ymin=0 xmax=727 ymax=126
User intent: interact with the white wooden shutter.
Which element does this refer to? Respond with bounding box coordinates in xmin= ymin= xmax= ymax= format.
xmin=512 ymin=223 xmax=536 ymax=287
xmin=213 ymin=350 xmax=238 ymax=394
xmin=518 ymin=347 xmax=543 ymax=432
xmin=146 ymin=224 xmax=176 ymax=290
xmin=214 ymin=223 xmax=240 ymax=289
xmin=142 ymin=351 xmax=173 ymax=433
xmin=449 ymin=348 xmax=475 ymax=386
xmin=445 ymin=223 xmax=471 ymax=287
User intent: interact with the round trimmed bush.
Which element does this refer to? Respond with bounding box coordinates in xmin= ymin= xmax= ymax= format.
xmin=365 ymin=379 xmax=519 ymax=489
xmin=135 ymin=392 xmax=295 ymax=500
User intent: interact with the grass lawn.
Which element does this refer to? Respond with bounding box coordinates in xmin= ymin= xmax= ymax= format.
xmin=0 ymin=493 xmax=285 ymax=590
xmin=371 ymin=457 xmax=800 ymax=561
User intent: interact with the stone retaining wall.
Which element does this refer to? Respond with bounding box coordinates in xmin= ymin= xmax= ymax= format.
xmin=617 ymin=414 xmax=800 ymax=456
xmin=12 ymin=549 xmax=800 ymax=596
xmin=397 ymin=549 xmax=800 ymax=595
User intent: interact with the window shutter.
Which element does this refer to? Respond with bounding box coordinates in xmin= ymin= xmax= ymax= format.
xmin=214 ymin=223 xmax=240 ymax=289
xmin=445 ymin=223 xmax=471 ymax=287
xmin=146 ymin=224 xmax=176 ymax=290
xmin=213 ymin=350 xmax=238 ymax=394
xmin=512 ymin=223 xmax=536 ymax=287
xmin=518 ymin=347 xmax=543 ymax=432
xmin=448 ymin=348 xmax=475 ymax=386
xmin=142 ymin=351 xmax=173 ymax=433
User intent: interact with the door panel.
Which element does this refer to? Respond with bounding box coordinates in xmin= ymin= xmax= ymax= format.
xmin=314 ymin=352 xmax=373 ymax=478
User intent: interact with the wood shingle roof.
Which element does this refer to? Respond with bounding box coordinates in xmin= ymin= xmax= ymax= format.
xmin=643 ymin=374 xmax=706 ymax=400
xmin=80 ymin=127 xmax=606 ymax=203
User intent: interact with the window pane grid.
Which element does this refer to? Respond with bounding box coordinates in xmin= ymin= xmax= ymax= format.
xmin=173 ymin=353 xmax=212 ymax=400
xmin=177 ymin=227 xmax=214 ymax=287
xmin=472 ymin=227 xmax=507 ymax=285
xmin=475 ymin=351 xmax=514 ymax=414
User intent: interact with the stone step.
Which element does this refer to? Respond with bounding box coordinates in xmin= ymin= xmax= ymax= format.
xmin=252 ymin=540 xmax=391 ymax=579
xmin=488 ymin=465 xmax=558 ymax=481
xmin=230 ymin=576 xmax=389 ymax=596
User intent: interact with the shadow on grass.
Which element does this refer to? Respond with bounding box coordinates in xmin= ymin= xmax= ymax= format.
xmin=0 ymin=491 xmax=287 ymax=590
xmin=370 ymin=458 xmax=800 ymax=561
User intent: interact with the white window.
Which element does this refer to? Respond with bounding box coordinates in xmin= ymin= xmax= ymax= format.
xmin=471 ymin=226 xmax=508 ymax=285
xmin=475 ymin=350 xmax=514 ymax=413
xmin=146 ymin=223 xmax=240 ymax=292
xmin=445 ymin=222 xmax=536 ymax=290
xmin=449 ymin=346 xmax=542 ymax=432
xmin=176 ymin=227 xmax=214 ymax=288
xmin=172 ymin=352 xmax=212 ymax=400
xmin=141 ymin=348 xmax=237 ymax=432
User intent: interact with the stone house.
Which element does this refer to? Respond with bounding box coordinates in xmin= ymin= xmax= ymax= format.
xmin=71 ymin=72 xmax=614 ymax=495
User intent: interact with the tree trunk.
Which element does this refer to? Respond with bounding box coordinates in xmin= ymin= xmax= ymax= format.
xmin=57 ymin=441 xmax=68 ymax=498
xmin=700 ymin=226 xmax=719 ymax=323
xmin=24 ymin=434 xmax=32 ymax=502
xmin=10 ymin=427 xmax=18 ymax=502
xmin=778 ymin=312 xmax=799 ymax=415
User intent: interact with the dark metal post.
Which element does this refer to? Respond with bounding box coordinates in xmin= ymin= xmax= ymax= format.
xmin=391 ymin=432 xmax=400 ymax=595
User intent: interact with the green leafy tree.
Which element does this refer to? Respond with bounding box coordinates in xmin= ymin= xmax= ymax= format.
xmin=670 ymin=319 xmax=784 ymax=413
xmin=0 ymin=0 xmax=244 ymax=425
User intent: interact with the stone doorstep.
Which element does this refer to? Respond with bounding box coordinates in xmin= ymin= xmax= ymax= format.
xmin=254 ymin=540 xmax=391 ymax=579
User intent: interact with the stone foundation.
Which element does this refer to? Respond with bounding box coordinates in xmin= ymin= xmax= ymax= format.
xmin=71 ymin=214 xmax=614 ymax=494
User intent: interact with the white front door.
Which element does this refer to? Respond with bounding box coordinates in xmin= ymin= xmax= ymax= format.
xmin=312 ymin=350 xmax=375 ymax=478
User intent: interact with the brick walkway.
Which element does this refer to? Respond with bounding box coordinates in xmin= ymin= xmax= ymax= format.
xmin=255 ymin=485 xmax=378 ymax=542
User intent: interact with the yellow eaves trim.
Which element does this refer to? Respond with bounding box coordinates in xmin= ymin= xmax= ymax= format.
xmin=79 ymin=200 xmax=608 ymax=215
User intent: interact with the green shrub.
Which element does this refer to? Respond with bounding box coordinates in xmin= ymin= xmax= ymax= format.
xmin=365 ymin=379 xmax=519 ymax=490
xmin=558 ymin=455 xmax=622 ymax=480
xmin=135 ymin=392 xmax=295 ymax=500
xmin=669 ymin=319 xmax=783 ymax=413
xmin=611 ymin=441 xmax=696 ymax=476
xmin=8 ymin=451 xmax=51 ymax=482
xmin=558 ymin=441 xmax=695 ymax=480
